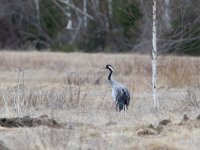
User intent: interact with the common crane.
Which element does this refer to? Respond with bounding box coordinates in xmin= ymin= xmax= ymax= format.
xmin=102 ymin=64 xmax=130 ymax=112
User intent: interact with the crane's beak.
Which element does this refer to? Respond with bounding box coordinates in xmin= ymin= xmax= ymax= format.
xmin=100 ymin=67 xmax=106 ymax=69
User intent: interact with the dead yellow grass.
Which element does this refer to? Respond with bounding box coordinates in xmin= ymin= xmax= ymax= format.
xmin=0 ymin=51 xmax=200 ymax=150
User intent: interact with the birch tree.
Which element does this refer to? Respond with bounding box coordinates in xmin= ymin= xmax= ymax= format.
xmin=83 ymin=0 xmax=87 ymax=29
xmin=163 ymin=0 xmax=171 ymax=30
xmin=108 ymin=0 xmax=112 ymax=20
xmin=33 ymin=0 xmax=40 ymax=29
xmin=152 ymin=0 xmax=159 ymax=109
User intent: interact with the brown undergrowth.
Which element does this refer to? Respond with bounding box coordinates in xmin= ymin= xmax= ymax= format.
xmin=0 ymin=51 xmax=200 ymax=150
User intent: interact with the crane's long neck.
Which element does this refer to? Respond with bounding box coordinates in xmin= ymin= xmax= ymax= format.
xmin=108 ymin=69 xmax=113 ymax=80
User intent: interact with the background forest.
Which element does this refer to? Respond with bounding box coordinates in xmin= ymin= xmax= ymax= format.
xmin=0 ymin=0 xmax=199 ymax=55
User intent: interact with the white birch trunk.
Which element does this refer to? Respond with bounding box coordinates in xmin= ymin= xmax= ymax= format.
xmin=83 ymin=0 xmax=87 ymax=29
xmin=152 ymin=0 xmax=159 ymax=109
xmin=92 ymin=0 xmax=99 ymax=10
xmin=106 ymin=0 xmax=112 ymax=30
xmin=164 ymin=0 xmax=171 ymax=30
xmin=34 ymin=0 xmax=40 ymax=28
xmin=96 ymin=0 xmax=99 ymax=10
xmin=70 ymin=19 xmax=82 ymax=43
xmin=64 ymin=0 xmax=73 ymax=30
xmin=108 ymin=0 xmax=112 ymax=20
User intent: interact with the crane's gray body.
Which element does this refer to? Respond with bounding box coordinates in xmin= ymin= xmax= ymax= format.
xmin=109 ymin=79 xmax=130 ymax=111
xmin=103 ymin=64 xmax=130 ymax=111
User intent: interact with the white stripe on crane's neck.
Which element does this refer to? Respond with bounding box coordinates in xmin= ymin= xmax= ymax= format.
xmin=107 ymin=65 xmax=114 ymax=80
xmin=108 ymin=66 xmax=114 ymax=72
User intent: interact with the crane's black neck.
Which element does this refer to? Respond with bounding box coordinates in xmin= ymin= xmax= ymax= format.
xmin=108 ymin=69 xmax=113 ymax=80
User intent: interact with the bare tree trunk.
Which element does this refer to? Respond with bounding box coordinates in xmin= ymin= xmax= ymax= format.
xmin=107 ymin=0 xmax=112 ymax=30
xmin=33 ymin=0 xmax=40 ymax=28
xmin=108 ymin=0 xmax=112 ymax=20
xmin=163 ymin=0 xmax=171 ymax=30
xmin=64 ymin=0 xmax=73 ymax=30
xmin=83 ymin=0 xmax=87 ymax=29
xmin=70 ymin=19 xmax=82 ymax=43
xmin=152 ymin=0 xmax=159 ymax=109
xmin=96 ymin=0 xmax=99 ymax=10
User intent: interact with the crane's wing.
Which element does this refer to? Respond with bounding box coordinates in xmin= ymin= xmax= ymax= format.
xmin=113 ymin=86 xmax=130 ymax=106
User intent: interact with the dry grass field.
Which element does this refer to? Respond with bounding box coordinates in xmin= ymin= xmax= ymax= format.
xmin=0 ymin=51 xmax=200 ymax=150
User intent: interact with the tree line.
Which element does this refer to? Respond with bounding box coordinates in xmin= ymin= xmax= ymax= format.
xmin=0 ymin=0 xmax=199 ymax=55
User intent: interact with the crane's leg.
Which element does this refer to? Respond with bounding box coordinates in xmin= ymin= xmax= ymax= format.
xmin=122 ymin=105 xmax=127 ymax=113
xmin=122 ymin=105 xmax=125 ymax=111
xmin=125 ymin=105 xmax=128 ymax=113
xmin=115 ymin=103 xmax=119 ymax=112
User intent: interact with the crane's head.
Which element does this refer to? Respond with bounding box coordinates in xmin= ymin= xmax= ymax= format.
xmin=100 ymin=64 xmax=114 ymax=72
xmin=105 ymin=64 xmax=114 ymax=72
xmin=100 ymin=64 xmax=114 ymax=80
